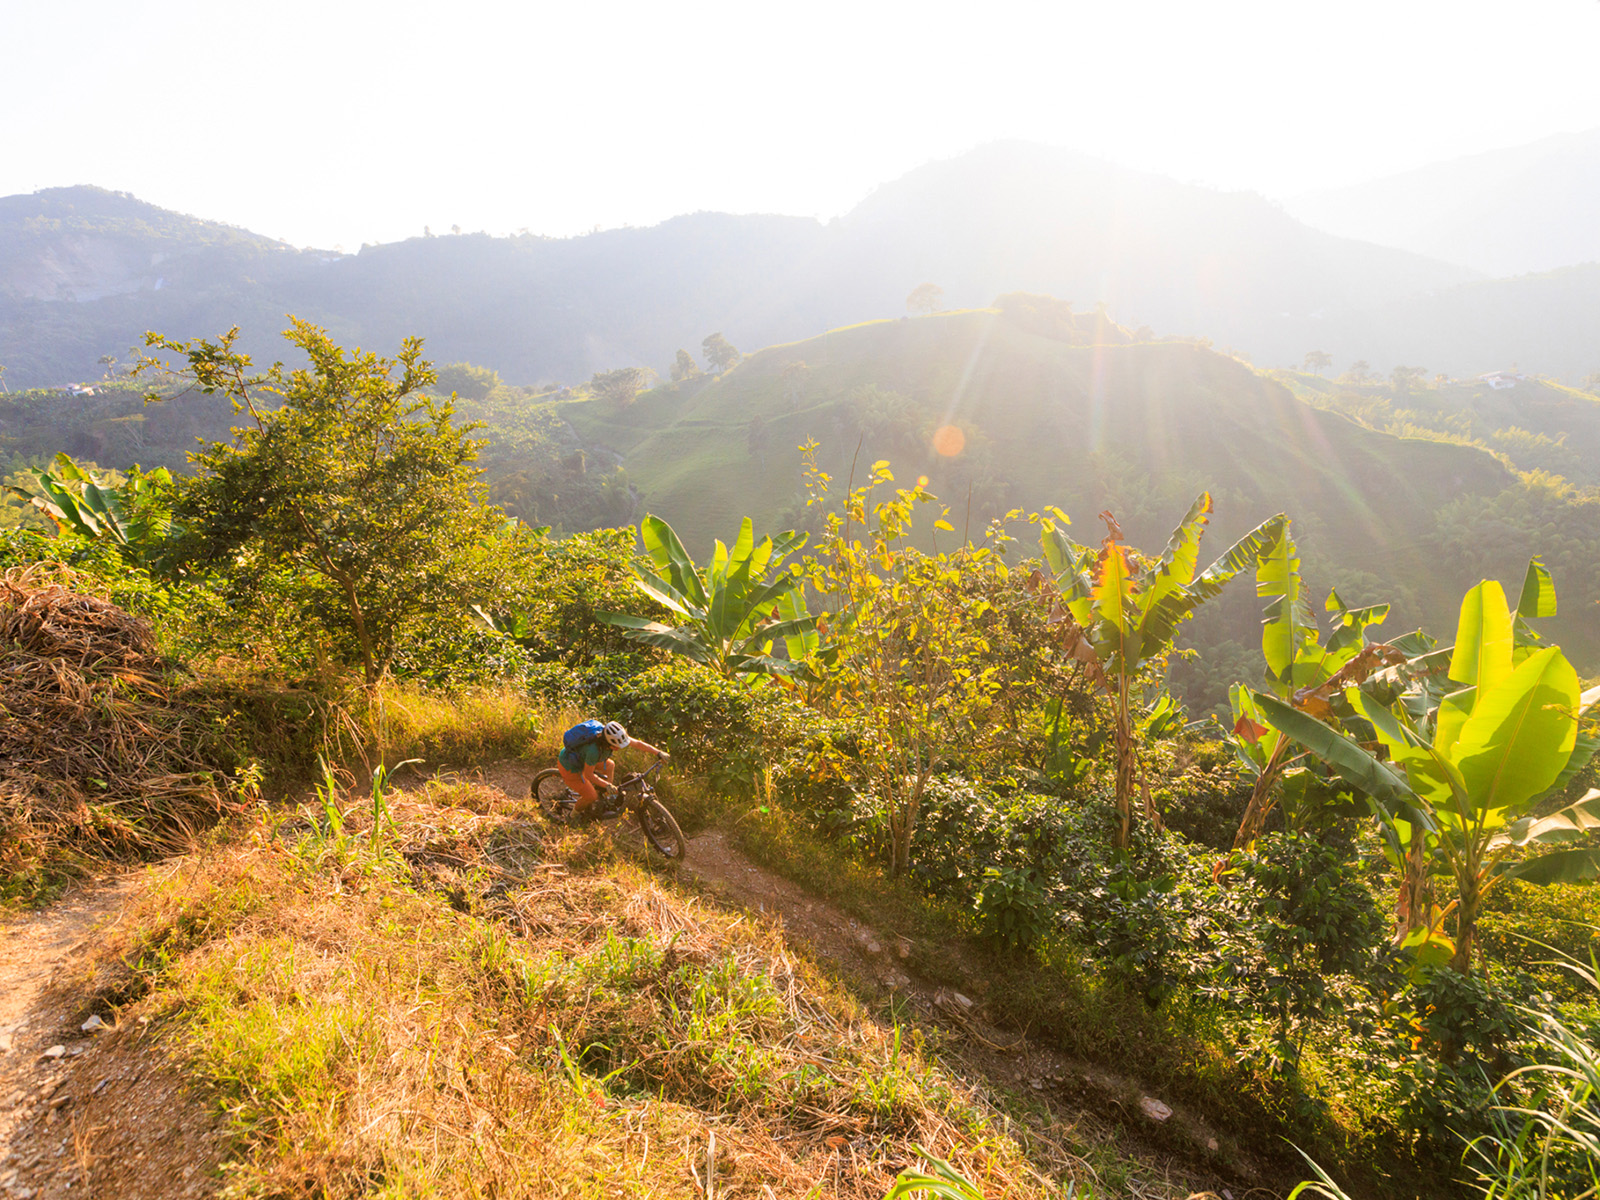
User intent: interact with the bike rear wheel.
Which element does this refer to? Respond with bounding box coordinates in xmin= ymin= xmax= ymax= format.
xmin=531 ymin=768 xmax=572 ymax=820
xmin=638 ymin=798 xmax=687 ymax=863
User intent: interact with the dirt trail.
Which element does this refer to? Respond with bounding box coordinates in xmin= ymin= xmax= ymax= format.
xmin=684 ymin=829 xmax=1255 ymax=1199
xmin=0 ymin=876 xmax=227 ymax=1200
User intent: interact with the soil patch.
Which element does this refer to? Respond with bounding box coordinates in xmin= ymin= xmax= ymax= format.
xmin=0 ymin=873 xmax=229 ymax=1199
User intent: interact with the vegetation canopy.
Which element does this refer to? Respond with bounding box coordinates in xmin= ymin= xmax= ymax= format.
xmin=138 ymin=319 xmax=519 ymax=684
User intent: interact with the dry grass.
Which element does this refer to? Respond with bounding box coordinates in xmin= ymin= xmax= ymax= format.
xmin=0 ymin=565 xmax=234 ymax=900
xmin=352 ymin=682 xmax=581 ymax=769
xmin=79 ymin=785 xmax=1088 ymax=1199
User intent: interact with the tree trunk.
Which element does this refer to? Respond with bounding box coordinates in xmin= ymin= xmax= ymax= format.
xmin=1232 ymin=738 xmax=1291 ymax=850
xmin=1449 ymin=873 xmax=1481 ymax=974
xmin=1112 ymin=707 xmax=1135 ymax=851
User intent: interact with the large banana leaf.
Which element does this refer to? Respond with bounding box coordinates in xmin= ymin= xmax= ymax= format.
xmin=1347 ymin=687 xmax=1463 ymax=811
xmin=1517 ymin=556 xmax=1558 ymax=618
xmin=1039 ymin=524 xmax=1094 ymax=625
xmin=629 ymin=572 xmax=701 ymax=620
xmin=1136 ymin=491 xmax=1210 ymax=623
xmin=1323 ymin=589 xmax=1391 ymax=661
xmin=605 ymin=514 xmax=815 ymax=680
xmin=1452 ymin=646 xmax=1579 ymax=819
xmin=1494 ymin=789 xmax=1600 ymax=850
xmin=1503 ymin=848 xmax=1600 ymax=885
xmin=1252 ymin=690 xmax=1421 ymax=813
xmin=774 ymin=587 xmax=816 ymax=661
xmin=595 ymin=615 xmax=717 ymax=666
xmin=1137 ymin=510 xmax=1290 ymax=655
xmin=1256 ymin=524 xmax=1320 ymax=689
xmin=1090 ymin=540 xmax=1137 ymax=664
xmin=640 ymin=514 xmax=709 ymax=609
xmin=1450 ymin=580 xmax=1514 ymax=695
xmin=1433 ymin=686 xmax=1476 ymax=757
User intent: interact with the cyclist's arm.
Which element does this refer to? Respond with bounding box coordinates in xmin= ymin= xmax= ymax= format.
xmin=627 ymin=738 xmax=669 ymax=760
xmin=582 ymin=751 xmax=615 ymax=790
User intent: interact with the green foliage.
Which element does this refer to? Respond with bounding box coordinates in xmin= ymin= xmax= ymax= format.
xmin=7 ymin=452 xmax=180 ymax=571
xmin=670 ymin=349 xmax=701 ymax=382
xmin=588 ymin=367 xmax=657 ymax=410
xmin=598 ymin=658 xmax=808 ymax=808
xmin=598 ymin=513 xmax=814 ymax=680
xmin=1037 ymin=494 xmax=1285 ymax=848
xmin=801 ymin=451 xmax=1009 ymax=876
xmin=1228 ymin=524 xmax=1399 ymax=849
xmin=1252 ymin=572 xmax=1600 ymax=973
xmin=139 ymin=320 xmax=522 ymax=684
xmin=474 ymin=526 xmax=643 ymax=667
xmin=429 ymin=361 xmax=500 ymax=401
xmin=701 ymin=332 xmax=739 ymax=374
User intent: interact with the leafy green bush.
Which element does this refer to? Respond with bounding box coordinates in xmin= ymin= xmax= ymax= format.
xmin=389 ymin=622 xmax=538 ymax=688
xmin=600 ymin=660 xmax=808 ymax=798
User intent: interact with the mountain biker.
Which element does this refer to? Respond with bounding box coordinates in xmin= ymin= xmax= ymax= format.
xmin=557 ymin=720 xmax=668 ymax=819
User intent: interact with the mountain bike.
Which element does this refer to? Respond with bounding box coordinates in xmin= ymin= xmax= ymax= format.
xmin=530 ymin=757 xmax=686 ymax=863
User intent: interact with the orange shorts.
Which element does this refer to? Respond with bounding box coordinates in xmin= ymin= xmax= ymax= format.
xmin=558 ymin=761 xmax=597 ymax=803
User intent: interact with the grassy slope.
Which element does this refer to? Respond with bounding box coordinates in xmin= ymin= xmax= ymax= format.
xmin=73 ymin=785 xmax=1110 ymax=1199
xmin=564 ymin=309 xmax=1512 ymax=638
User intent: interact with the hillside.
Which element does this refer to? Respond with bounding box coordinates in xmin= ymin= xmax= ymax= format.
xmin=1279 ymin=368 xmax=1600 ymax=487
xmin=0 ymin=145 xmax=1477 ymax=389
xmin=1300 ymin=262 xmax=1600 ymax=383
xmin=559 ymin=303 xmax=1527 ymax=650
xmin=1287 ymin=128 xmax=1600 ymax=276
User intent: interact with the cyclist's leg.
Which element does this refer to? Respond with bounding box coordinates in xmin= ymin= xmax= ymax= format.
xmin=558 ymin=761 xmax=597 ymax=810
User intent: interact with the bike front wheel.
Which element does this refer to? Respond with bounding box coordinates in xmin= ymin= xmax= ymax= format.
xmin=637 ymin=798 xmax=687 ymax=863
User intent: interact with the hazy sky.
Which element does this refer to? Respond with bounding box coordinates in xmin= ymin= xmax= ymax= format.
xmin=6 ymin=0 xmax=1598 ymax=249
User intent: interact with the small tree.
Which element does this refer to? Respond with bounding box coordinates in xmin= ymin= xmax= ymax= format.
xmin=702 ymin=332 xmax=740 ymax=374
xmin=433 ymin=362 xmax=500 ymax=401
xmin=589 ymin=366 xmax=656 ymax=409
xmin=906 ymin=283 xmax=944 ymax=315
xmin=670 ymin=349 xmax=701 ymax=383
xmin=1344 ymin=360 xmax=1373 ymax=384
xmin=802 ymin=446 xmax=1004 ymax=876
xmin=1301 ymin=350 xmax=1332 ymax=376
xmin=1036 ymin=498 xmax=1285 ymax=850
xmin=1390 ymin=365 xmax=1428 ymax=394
xmin=138 ymin=320 xmax=515 ymax=685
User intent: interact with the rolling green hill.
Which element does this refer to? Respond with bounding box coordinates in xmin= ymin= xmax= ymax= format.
xmin=554 ymin=301 xmax=1600 ymax=671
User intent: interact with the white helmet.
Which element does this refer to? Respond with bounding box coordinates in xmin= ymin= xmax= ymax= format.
xmin=603 ymin=721 xmax=630 ymax=749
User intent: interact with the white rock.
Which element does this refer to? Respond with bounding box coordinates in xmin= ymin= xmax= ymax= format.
xmin=80 ymin=1015 xmax=105 ymax=1033
xmin=41 ymin=1045 xmax=64 ymax=1060
xmin=950 ymin=992 xmax=974 ymax=1011
xmin=1138 ymin=1096 xmax=1172 ymax=1122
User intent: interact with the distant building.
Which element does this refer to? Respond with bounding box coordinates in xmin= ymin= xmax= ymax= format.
xmin=1477 ymin=371 xmax=1525 ymax=390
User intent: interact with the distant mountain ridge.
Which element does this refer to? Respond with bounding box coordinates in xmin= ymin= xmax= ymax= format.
xmin=0 ymin=147 xmax=1480 ymax=388
xmin=1286 ymin=129 xmax=1600 ymax=277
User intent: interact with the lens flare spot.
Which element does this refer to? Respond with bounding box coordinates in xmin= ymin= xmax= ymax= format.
xmin=932 ymin=425 xmax=966 ymax=457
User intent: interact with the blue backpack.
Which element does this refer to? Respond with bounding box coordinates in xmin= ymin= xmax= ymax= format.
xmin=563 ymin=719 xmax=607 ymax=753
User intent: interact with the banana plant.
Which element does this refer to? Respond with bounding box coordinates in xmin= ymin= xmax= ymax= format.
xmin=598 ymin=513 xmax=816 ymax=680
xmin=1036 ymin=494 xmax=1286 ymax=849
xmin=1229 ymin=523 xmax=1404 ymax=848
xmin=1253 ymin=568 xmax=1600 ymax=974
xmin=8 ymin=452 xmax=179 ymax=569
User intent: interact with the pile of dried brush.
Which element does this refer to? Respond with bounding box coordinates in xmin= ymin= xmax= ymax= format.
xmin=0 ymin=565 xmax=231 ymax=886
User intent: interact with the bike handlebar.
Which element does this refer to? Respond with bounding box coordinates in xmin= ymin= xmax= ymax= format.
xmin=615 ymin=756 xmax=668 ymax=790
